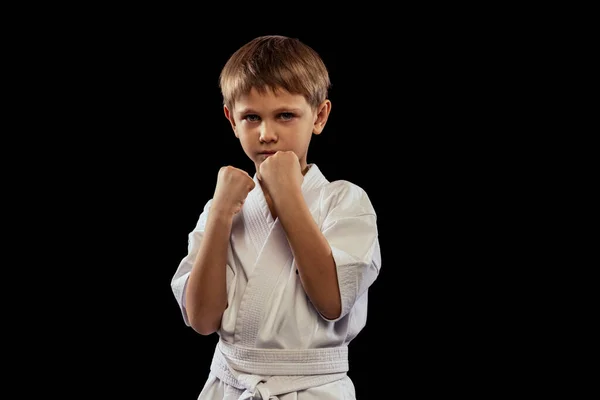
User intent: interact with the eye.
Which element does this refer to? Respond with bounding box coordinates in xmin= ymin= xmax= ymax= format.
xmin=279 ymin=112 xmax=295 ymax=121
xmin=243 ymin=114 xmax=260 ymax=122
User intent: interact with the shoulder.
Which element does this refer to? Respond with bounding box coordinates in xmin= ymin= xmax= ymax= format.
xmin=321 ymin=179 xmax=367 ymax=199
xmin=199 ymin=198 xmax=214 ymax=216
xmin=191 ymin=198 xmax=214 ymax=232
xmin=319 ymin=179 xmax=376 ymax=216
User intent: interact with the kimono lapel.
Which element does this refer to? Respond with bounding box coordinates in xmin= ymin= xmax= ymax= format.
xmin=234 ymin=218 xmax=293 ymax=345
xmin=237 ymin=180 xmax=273 ymax=271
xmin=234 ymin=164 xmax=329 ymax=346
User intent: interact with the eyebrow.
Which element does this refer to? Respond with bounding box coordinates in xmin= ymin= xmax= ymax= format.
xmin=237 ymin=107 xmax=303 ymax=115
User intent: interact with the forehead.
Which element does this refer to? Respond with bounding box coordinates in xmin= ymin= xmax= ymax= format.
xmin=234 ymin=87 xmax=309 ymax=113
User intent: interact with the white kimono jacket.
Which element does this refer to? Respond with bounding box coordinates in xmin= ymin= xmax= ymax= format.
xmin=171 ymin=164 xmax=381 ymax=399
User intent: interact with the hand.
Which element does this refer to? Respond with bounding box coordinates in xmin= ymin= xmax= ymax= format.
xmin=212 ymin=166 xmax=256 ymax=216
xmin=257 ymin=151 xmax=303 ymax=199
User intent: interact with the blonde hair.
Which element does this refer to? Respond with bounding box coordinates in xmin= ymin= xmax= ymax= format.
xmin=219 ymin=35 xmax=331 ymax=111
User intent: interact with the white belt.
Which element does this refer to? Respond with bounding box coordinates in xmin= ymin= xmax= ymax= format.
xmin=210 ymin=338 xmax=349 ymax=399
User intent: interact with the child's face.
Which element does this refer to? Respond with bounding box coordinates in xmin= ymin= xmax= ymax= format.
xmin=224 ymin=86 xmax=330 ymax=174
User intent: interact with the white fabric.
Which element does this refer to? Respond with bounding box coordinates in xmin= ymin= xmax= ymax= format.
xmin=171 ymin=164 xmax=381 ymax=399
xmin=210 ymin=339 xmax=349 ymax=398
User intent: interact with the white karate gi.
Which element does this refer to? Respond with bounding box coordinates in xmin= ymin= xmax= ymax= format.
xmin=171 ymin=164 xmax=381 ymax=399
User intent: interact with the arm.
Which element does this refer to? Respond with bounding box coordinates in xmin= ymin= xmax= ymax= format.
xmin=183 ymin=166 xmax=255 ymax=335
xmin=184 ymin=209 xmax=233 ymax=335
xmin=273 ymin=187 xmax=342 ymax=320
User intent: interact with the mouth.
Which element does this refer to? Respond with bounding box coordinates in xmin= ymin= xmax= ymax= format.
xmin=259 ymin=151 xmax=277 ymax=157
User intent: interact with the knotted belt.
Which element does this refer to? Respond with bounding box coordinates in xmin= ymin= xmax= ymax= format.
xmin=210 ymin=338 xmax=349 ymax=399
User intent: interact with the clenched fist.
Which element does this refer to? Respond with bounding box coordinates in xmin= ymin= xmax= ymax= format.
xmin=212 ymin=166 xmax=256 ymax=216
xmin=258 ymin=151 xmax=303 ymax=198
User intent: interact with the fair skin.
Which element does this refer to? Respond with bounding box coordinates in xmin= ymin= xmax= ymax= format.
xmin=185 ymin=86 xmax=342 ymax=335
xmin=185 ymin=165 xmax=256 ymax=334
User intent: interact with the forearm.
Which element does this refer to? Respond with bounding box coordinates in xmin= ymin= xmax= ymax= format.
xmin=185 ymin=210 xmax=232 ymax=334
xmin=274 ymin=190 xmax=342 ymax=319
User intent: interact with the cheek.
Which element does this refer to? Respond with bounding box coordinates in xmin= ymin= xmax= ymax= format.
xmin=238 ymin=133 xmax=256 ymax=154
xmin=239 ymin=135 xmax=252 ymax=148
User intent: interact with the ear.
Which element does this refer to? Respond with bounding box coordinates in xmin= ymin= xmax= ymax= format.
xmin=312 ymin=99 xmax=331 ymax=135
xmin=224 ymin=105 xmax=239 ymax=138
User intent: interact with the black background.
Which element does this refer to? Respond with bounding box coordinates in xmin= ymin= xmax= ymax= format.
xmin=25 ymin=15 xmax=519 ymax=399
xmin=143 ymin=31 xmax=404 ymax=398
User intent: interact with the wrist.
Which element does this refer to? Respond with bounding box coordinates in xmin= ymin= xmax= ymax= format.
xmin=272 ymin=186 xmax=303 ymax=212
xmin=208 ymin=207 xmax=236 ymax=224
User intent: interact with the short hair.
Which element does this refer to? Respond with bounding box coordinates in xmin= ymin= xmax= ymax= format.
xmin=219 ymin=35 xmax=331 ymax=111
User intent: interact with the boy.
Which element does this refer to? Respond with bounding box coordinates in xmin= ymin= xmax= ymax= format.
xmin=171 ymin=35 xmax=381 ymax=399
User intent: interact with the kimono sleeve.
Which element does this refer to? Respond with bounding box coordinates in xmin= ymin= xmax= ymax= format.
xmin=170 ymin=199 xmax=213 ymax=326
xmin=319 ymin=181 xmax=382 ymax=322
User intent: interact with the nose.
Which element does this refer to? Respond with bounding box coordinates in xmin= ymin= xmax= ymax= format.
xmin=259 ymin=122 xmax=277 ymax=143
